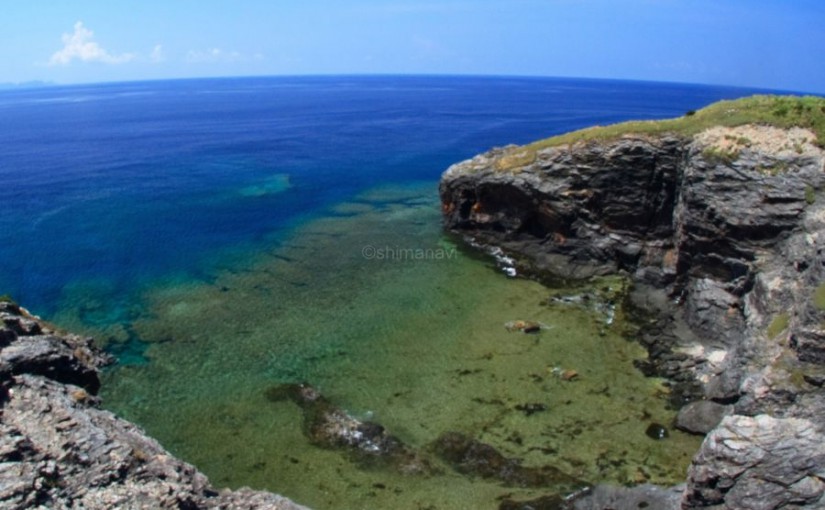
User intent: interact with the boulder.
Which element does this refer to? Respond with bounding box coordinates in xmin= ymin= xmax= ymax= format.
xmin=684 ymin=415 xmax=825 ymax=509
xmin=676 ymin=400 xmax=734 ymax=435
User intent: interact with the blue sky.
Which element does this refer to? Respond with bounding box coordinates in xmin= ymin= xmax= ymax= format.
xmin=3 ymin=0 xmax=824 ymax=92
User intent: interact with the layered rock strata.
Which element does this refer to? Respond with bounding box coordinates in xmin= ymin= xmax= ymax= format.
xmin=440 ymin=124 xmax=825 ymax=508
xmin=0 ymin=301 xmax=307 ymax=510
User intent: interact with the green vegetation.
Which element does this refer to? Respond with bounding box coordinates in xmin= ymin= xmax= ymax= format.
xmin=813 ymin=283 xmax=825 ymax=310
xmin=806 ymin=185 xmax=816 ymax=205
xmin=527 ymin=95 xmax=825 ymax=151
xmin=767 ymin=312 xmax=791 ymax=339
xmin=0 ymin=294 xmax=16 ymax=305
xmin=702 ymin=146 xmax=741 ymax=165
xmin=756 ymin=160 xmax=790 ymax=176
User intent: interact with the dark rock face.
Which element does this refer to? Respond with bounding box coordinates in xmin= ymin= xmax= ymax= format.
xmin=0 ymin=302 xmax=307 ymax=510
xmin=441 ymin=137 xmax=686 ymax=281
xmin=440 ymin=129 xmax=825 ymax=509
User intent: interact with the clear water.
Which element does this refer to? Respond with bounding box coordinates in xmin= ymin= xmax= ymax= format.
xmin=0 ymin=76 xmax=772 ymax=509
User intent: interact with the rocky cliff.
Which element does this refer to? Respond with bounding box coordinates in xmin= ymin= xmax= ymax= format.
xmin=440 ymin=96 xmax=825 ymax=509
xmin=0 ymin=300 xmax=308 ymax=510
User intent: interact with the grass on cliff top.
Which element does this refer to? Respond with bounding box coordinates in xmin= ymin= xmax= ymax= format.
xmin=527 ymin=95 xmax=825 ymax=151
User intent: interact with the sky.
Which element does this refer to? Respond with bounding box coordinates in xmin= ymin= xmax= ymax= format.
xmin=2 ymin=0 xmax=824 ymax=93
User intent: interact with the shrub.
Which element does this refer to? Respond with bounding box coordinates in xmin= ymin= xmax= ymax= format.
xmin=805 ymin=185 xmax=816 ymax=205
xmin=767 ymin=313 xmax=790 ymax=339
xmin=813 ymin=283 xmax=825 ymax=310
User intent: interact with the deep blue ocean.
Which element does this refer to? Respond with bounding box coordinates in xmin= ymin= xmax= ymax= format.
xmin=0 ymin=75 xmax=776 ymax=319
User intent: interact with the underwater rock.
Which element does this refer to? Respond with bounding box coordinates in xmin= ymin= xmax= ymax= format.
xmin=433 ymin=431 xmax=587 ymax=489
xmin=644 ymin=423 xmax=669 ymax=440
xmin=498 ymin=493 xmax=568 ymax=510
xmin=0 ymin=303 xmax=307 ymax=510
xmin=515 ymin=402 xmax=548 ymax=416
xmin=549 ymin=366 xmax=579 ymax=382
xmin=266 ymin=383 xmax=434 ymax=475
xmin=570 ymin=484 xmax=683 ymax=510
xmin=505 ymin=320 xmax=543 ymax=333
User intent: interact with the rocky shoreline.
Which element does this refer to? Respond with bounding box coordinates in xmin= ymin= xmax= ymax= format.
xmin=439 ymin=120 xmax=825 ymax=508
xmin=0 ymin=298 xmax=683 ymax=510
xmin=0 ymin=300 xmax=308 ymax=510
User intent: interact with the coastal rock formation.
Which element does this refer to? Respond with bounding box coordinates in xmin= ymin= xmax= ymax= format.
xmin=0 ymin=301 xmax=307 ymax=510
xmin=265 ymin=383 xmax=434 ymax=475
xmin=685 ymin=415 xmax=825 ymax=509
xmin=440 ymin=99 xmax=825 ymax=509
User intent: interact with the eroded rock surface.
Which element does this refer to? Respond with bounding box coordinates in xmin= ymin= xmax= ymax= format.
xmin=0 ymin=302 xmax=308 ymax=510
xmin=685 ymin=415 xmax=825 ymax=509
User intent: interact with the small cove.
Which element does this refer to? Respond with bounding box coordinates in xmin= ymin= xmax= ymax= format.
xmin=0 ymin=76 xmax=772 ymax=509
xmin=65 ymin=182 xmax=703 ymax=509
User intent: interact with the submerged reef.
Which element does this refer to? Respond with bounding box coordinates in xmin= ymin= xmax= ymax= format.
xmin=440 ymin=95 xmax=825 ymax=508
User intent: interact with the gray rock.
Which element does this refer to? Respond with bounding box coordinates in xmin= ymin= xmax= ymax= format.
xmin=684 ymin=414 xmax=825 ymax=509
xmin=572 ymin=483 xmax=684 ymax=510
xmin=676 ymin=400 xmax=734 ymax=435
xmin=0 ymin=304 xmax=309 ymax=510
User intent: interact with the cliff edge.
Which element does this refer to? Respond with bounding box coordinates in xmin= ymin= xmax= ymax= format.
xmin=0 ymin=300 xmax=308 ymax=510
xmin=440 ymin=95 xmax=825 ymax=509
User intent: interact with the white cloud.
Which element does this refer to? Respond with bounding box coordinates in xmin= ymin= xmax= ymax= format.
xmin=150 ymin=44 xmax=165 ymax=63
xmin=49 ymin=21 xmax=135 ymax=66
xmin=185 ymin=48 xmax=264 ymax=64
xmin=186 ymin=48 xmax=242 ymax=63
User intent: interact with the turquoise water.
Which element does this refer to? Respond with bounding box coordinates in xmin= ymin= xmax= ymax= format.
xmin=96 ymin=182 xmax=701 ymax=509
xmin=0 ymin=76 xmax=773 ymax=508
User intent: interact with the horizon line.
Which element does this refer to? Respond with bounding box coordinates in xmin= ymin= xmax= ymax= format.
xmin=1 ymin=72 xmax=821 ymax=97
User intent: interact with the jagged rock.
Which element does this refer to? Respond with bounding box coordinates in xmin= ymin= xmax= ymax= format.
xmin=0 ymin=304 xmax=308 ymax=510
xmin=676 ymin=400 xmax=734 ymax=435
xmin=1 ymin=335 xmax=102 ymax=393
xmin=684 ymin=415 xmax=825 ymax=509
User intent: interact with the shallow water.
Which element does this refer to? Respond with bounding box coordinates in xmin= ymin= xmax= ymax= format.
xmin=65 ymin=182 xmax=703 ymax=510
